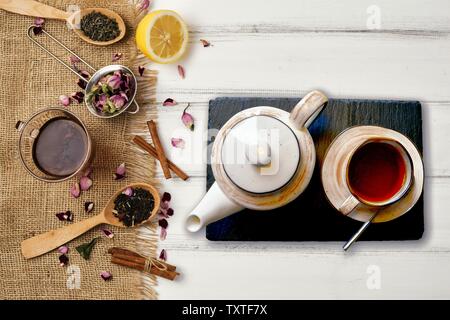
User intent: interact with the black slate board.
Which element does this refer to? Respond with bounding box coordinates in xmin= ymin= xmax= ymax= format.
xmin=206 ymin=97 xmax=424 ymax=241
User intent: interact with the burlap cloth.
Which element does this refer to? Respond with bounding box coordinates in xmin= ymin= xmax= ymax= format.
xmin=0 ymin=0 xmax=158 ymax=299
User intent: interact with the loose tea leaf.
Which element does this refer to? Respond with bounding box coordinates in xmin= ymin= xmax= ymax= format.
xmin=113 ymin=188 xmax=155 ymax=227
xmin=76 ymin=237 xmax=99 ymax=260
xmin=80 ymin=11 xmax=120 ymax=42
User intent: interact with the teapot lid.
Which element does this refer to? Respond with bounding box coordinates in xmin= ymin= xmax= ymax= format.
xmin=221 ymin=115 xmax=300 ymax=194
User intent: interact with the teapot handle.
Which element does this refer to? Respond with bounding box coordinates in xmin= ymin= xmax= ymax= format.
xmin=289 ymin=90 xmax=328 ymax=130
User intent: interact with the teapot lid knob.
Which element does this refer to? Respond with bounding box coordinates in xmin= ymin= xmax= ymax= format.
xmin=245 ymin=142 xmax=271 ymax=167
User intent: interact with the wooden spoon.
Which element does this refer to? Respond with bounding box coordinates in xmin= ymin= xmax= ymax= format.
xmin=0 ymin=0 xmax=126 ymax=46
xmin=21 ymin=183 xmax=160 ymax=259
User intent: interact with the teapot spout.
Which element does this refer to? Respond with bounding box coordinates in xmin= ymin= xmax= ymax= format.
xmin=186 ymin=182 xmax=243 ymax=232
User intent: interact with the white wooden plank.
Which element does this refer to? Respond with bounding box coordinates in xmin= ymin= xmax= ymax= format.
xmin=158 ymin=250 xmax=450 ymax=299
xmin=152 ymin=0 xmax=450 ymax=33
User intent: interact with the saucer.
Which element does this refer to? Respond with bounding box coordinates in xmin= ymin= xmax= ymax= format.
xmin=321 ymin=126 xmax=424 ymax=223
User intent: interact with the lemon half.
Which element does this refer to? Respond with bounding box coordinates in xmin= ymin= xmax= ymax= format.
xmin=136 ymin=10 xmax=189 ymax=64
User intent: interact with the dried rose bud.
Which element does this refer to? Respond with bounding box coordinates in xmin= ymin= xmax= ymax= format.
xmin=59 ymin=95 xmax=70 ymax=107
xmin=107 ymin=74 xmax=122 ymax=90
xmin=122 ymin=187 xmax=133 ymax=196
xmin=138 ymin=0 xmax=150 ymax=11
xmin=32 ymin=26 xmax=43 ymax=35
xmin=171 ymin=138 xmax=185 ymax=149
xmin=159 ymin=249 xmax=167 ymax=261
xmin=159 ymin=218 xmax=168 ymax=229
xmin=69 ymin=55 xmax=80 ymax=65
xmin=80 ymin=176 xmax=92 ymax=191
xmin=167 ymin=208 xmax=174 ymax=216
xmin=200 ymin=39 xmax=211 ymax=47
xmin=70 ymin=91 xmax=84 ymax=103
xmin=56 ymin=211 xmax=73 ymax=222
xmin=116 ymin=163 xmax=126 ymax=176
xmin=110 ymin=94 xmax=127 ymax=109
xmin=58 ymin=246 xmax=69 ymax=255
xmin=34 ymin=17 xmax=45 ymax=27
xmin=59 ymin=254 xmax=69 ymax=267
xmin=101 ymin=228 xmax=114 ymax=238
xmin=100 ymin=271 xmax=112 ymax=281
xmin=70 ymin=182 xmax=81 ymax=198
xmin=163 ymin=98 xmax=177 ymax=106
xmin=182 ymin=104 xmax=194 ymax=131
xmin=112 ymin=53 xmax=123 ymax=62
xmin=77 ymin=78 xmax=87 ymax=90
xmin=138 ymin=66 xmax=145 ymax=76
xmin=84 ymin=201 xmax=94 ymax=213
xmin=162 ymin=192 xmax=171 ymax=203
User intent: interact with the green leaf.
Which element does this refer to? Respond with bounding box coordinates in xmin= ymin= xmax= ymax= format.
xmin=76 ymin=237 xmax=99 ymax=260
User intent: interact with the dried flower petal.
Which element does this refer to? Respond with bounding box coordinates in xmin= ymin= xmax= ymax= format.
xmin=83 ymin=166 xmax=93 ymax=178
xmin=107 ymin=74 xmax=122 ymax=90
xmin=70 ymin=91 xmax=84 ymax=103
xmin=101 ymin=228 xmax=114 ymax=239
xmin=32 ymin=26 xmax=43 ymax=35
xmin=138 ymin=0 xmax=150 ymax=11
xmin=167 ymin=208 xmax=174 ymax=216
xmin=59 ymin=95 xmax=70 ymax=107
xmin=56 ymin=210 xmax=73 ymax=222
xmin=138 ymin=66 xmax=145 ymax=76
xmin=160 ymin=227 xmax=167 ymax=240
xmin=200 ymin=39 xmax=211 ymax=47
xmin=112 ymin=53 xmax=123 ymax=62
xmin=69 ymin=55 xmax=80 ymax=65
xmin=76 ymin=237 xmax=99 ymax=260
xmin=162 ymin=98 xmax=177 ymax=106
xmin=80 ymin=176 xmax=92 ymax=191
xmin=59 ymin=254 xmax=69 ymax=267
xmin=70 ymin=183 xmax=80 ymax=198
xmin=159 ymin=218 xmax=168 ymax=229
xmin=159 ymin=249 xmax=167 ymax=261
xmin=84 ymin=201 xmax=94 ymax=213
xmin=77 ymin=78 xmax=87 ymax=90
xmin=79 ymin=70 xmax=90 ymax=79
xmin=113 ymin=173 xmax=125 ymax=180
xmin=182 ymin=104 xmax=194 ymax=131
xmin=100 ymin=271 xmax=113 ymax=281
xmin=34 ymin=17 xmax=45 ymax=27
xmin=171 ymin=138 xmax=185 ymax=149
xmin=161 ymin=192 xmax=171 ymax=203
xmin=116 ymin=163 xmax=126 ymax=176
xmin=122 ymin=187 xmax=133 ymax=196
xmin=58 ymin=246 xmax=69 ymax=255
xmin=110 ymin=94 xmax=127 ymax=109
xmin=177 ymin=65 xmax=185 ymax=79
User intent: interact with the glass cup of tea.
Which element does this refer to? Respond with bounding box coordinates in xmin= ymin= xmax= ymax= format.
xmin=16 ymin=108 xmax=94 ymax=183
xmin=338 ymin=138 xmax=413 ymax=215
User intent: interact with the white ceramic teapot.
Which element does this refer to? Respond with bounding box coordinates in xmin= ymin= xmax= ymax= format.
xmin=186 ymin=90 xmax=328 ymax=232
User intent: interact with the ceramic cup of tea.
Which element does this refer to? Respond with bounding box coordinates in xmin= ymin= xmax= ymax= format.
xmin=337 ymin=137 xmax=413 ymax=215
xmin=16 ymin=108 xmax=94 ymax=182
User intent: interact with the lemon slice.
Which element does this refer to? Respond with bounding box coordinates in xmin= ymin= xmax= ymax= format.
xmin=136 ymin=10 xmax=189 ymax=64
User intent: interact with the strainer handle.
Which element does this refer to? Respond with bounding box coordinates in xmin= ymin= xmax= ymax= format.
xmin=26 ymin=25 xmax=96 ymax=83
xmin=127 ymin=100 xmax=140 ymax=114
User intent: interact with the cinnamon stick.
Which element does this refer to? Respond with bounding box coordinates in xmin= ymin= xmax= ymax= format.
xmin=108 ymin=247 xmax=176 ymax=271
xmin=147 ymin=120 xmax=171 ymax=179
xmin=111 ymin=256 xmax=179 ymax=281
xmin=133 ymin=135 xmax=189 ymax=181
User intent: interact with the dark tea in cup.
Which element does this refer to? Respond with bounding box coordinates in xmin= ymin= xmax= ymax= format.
xmin=347 ymin=140 xmax=411 ymax=204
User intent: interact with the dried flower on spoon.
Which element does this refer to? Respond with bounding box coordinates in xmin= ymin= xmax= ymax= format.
xmin=113 ymin=187 xmax=155 ymax=227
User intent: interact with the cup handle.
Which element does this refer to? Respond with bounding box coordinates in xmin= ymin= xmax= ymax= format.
xmin=289 ymin=90 xmax=328 ymax=129
xmin=127 ymin=100 xmax=140 ymax=114
xmin=339 ymin=195 xmax=360 ymax=216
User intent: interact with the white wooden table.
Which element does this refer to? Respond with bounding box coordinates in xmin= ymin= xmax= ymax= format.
xmin=148 ymin=0 xmax=450 ymax=299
